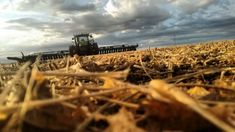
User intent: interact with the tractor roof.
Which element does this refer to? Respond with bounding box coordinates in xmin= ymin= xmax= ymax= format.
xmin=73 ymin=33 xmax=91 ymax=37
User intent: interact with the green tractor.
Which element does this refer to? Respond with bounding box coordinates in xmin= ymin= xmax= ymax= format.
xmin=69 ymin=33 xmax=99 ymax=56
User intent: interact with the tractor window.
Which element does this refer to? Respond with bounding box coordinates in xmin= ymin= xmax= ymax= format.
xmin=79 ymin=36 xmax=88 ymax=46
xmin=79 ymin=36 xmax=88 ymax=42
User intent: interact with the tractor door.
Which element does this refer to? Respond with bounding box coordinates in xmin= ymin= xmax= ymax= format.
xmin=78 ymin=36 xmax=89 ymax=55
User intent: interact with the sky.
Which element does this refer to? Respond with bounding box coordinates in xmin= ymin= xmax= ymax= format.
xmin=0 ymin=0 xmax=235 ymax=62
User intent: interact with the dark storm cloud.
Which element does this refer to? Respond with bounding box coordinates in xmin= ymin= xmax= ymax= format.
xmin=7 ymin=13 xmax=235 ymax=48
xmin=7 ymin=18 xmax=49 ymax=30
xmin=8 ymin=0 xmax=171 ymax=37
xmin=70 ymin=9 xmax=170 ymax=33
xmin=53 ymin=2 xmax=96 ymax=13
xmin=194 ymin=17 xmax=235 ymax=30
xmin=18 ymin=0 xmax=96 ymax=13
xmin=7 ymin=17 xmax=72 ymax=38
xmin=172 ymin=0 xmax=230 ymax=15
xmin=95 ymin=15 xmax=235 ymax=46
xmin=172 ymin=16 xmax=235 ymax=39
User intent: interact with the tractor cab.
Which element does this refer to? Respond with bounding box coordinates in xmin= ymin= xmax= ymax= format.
xmin=69 ymin=33 xmax=99 ymax=56
xmin=73 ymin=34 xmax=88 ymax=46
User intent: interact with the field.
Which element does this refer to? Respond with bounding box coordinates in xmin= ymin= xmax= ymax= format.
xmin=0 ymin=40 xmax=235 ymax=131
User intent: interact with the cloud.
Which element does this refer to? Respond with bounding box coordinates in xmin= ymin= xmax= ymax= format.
xmin=170 ymin=0 xmax=225 ymax=14
xmin=17 ymin=0 xmax=96 ymax=13
xmin=8 ymin=0 xmax=171 ymax=36
xmin=8 ymin=18 xmax=48 ymax=29
xmin=54 ymin=1 xmax=96 ymax=13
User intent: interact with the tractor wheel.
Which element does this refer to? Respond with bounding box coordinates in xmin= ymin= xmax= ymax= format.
xmin=69 ymin=45 xmax=76 ymax=56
